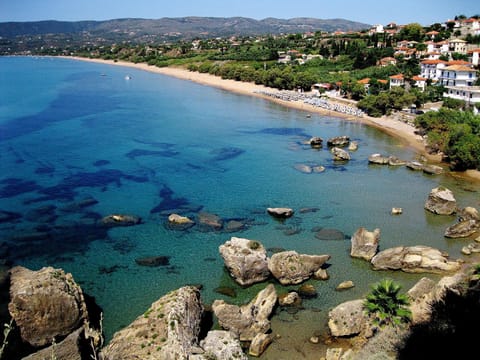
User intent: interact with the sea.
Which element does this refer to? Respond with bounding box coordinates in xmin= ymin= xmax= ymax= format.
xmin=1 ymin=56 xmax=479 ymax=358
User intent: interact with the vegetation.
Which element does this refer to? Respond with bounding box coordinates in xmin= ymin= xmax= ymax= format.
xmin=363 ymin=279 xmax=412 ymax=327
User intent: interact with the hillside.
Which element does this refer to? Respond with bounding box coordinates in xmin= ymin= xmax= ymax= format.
xmin=0 ymin=17 xmax=370 ymax=43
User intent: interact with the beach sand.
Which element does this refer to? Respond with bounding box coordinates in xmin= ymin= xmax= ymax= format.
xmin=65 ymin=56 xmax=430 ymax=155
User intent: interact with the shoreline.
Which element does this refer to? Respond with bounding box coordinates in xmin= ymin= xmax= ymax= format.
xmin=62 ymin=56 xmax=429 ymax=153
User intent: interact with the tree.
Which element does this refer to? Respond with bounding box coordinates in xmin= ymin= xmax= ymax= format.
xmin=364 ymin=279 xmax=412 ymax=327
xmin=398 ymin=23 xmax=425 ymax=42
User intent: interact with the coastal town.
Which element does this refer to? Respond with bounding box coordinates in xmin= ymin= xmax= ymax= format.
xmin=1 ymin=10 xmax=480 ymax=360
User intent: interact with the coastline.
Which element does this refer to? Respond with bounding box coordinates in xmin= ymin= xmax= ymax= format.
xmin=62 ymin=56 xmax=429 ymax=154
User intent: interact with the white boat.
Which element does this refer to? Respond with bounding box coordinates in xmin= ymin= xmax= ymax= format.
xmin=125 ymin=75 xmax=132 ymax=80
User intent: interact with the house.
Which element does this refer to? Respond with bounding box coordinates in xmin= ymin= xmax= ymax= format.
xmin=449 ymin=39 xmax=468 ymax=54
xmin=378 ymin=57 xmax=397 ymax=67
xmin=412 ymin=75 xmax=427 ymax=91
xmin=425 ymin=30 xmax=439 ymax=40
xmin=420 ymin=59 xmax=447 ymax=82
xmin=440 ymin=65 xmax=478 ymax=87
xmin=389 ymin=74 xmax=405 ymax=89
xmin=469 ymin=48 xmax=480 ymax=66
xmin=358 ymin=78 xmax=371 ymax=91
xmin=444 ymin=86 xmax=480 ymax=104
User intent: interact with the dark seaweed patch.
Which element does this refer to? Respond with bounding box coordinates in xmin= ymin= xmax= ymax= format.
xmin=133 ymin=139 xmax=176 ymax=149
xmin=0 ymin=178 xmax=41 ymax=198
xmin=0 ymin=210 xmax=22 ymax=223
xmin=210 ymin=147 xmax=245 ymax=161
xmin=34 ymin=166 xmax=55 ymax=175
xmin=125 ymin=148 xmax=179 ymax=159
xmin=259 ymin=127 xmax=308 ymax=137
xmin=93 ymin=160 xmax=111 ymax=167
xmin=150 ymin=185 xmax=189 ymax=214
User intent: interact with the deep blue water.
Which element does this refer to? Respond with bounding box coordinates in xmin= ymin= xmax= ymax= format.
xmin=1 ymin=57 xmax=479 ymax=350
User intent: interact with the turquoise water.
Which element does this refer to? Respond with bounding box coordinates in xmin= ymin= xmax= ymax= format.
xmin=1 ymin=57 xmax=479 ymax=353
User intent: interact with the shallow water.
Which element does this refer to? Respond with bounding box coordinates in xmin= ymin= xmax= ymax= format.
xmin=1 ymin=57 xmax=479 ymax=357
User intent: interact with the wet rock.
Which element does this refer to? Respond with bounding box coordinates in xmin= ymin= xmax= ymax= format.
xmin=268 ymin=251 xmax=330 ymax=285
xmin=336 ymin=280 xmax=355 ymax=290
xmin=249 ymin=333 xmax=273 ymax=357
xmin=294 ymin=163 xmax=313 ymax=173
xmin=331 ymin=147 xmax=350 ymax=161
xmin=348 ymin=141 xmax=358 ymax=151
xmin=267 ymin=207 xmax=294 ymax=219
xmin=167 ymin=213 xmax=195 ymax=230
xmin=444 ymin=219 xmax=479 ymax=238
xmin=368 ymin=153 xmax=390 ymax=165
xmin=278 ymin=291 xmax=302 ymax=306
xmin=424 ymin=187 xmax=457 ymax=215
xmin=423 ymin=164 xmax=444 ymax=175
xmin=8 ymin=266 xmax=89 ymax=347
xmin=197 ymin=212 xmax=223 ymax=231
xmin=101 ymin=286 xmax=203 ymax=360
xmin=135 ymin=256 xmax=170 ymax=267
xmin=388 ymin=156 xmax=407 ymax=166
xmin=406 ymin=161 xmax=424 ymax=171
xmin=309 ymin=136 xmax=323 ymax=148
xmin=313 ymin=268 xmax=329 ymax=280
xmin=212 ymin=284 xmax=277 ymax=341
xmin=350 ymin=227 xmax=380 ymax=261
xmin=219 ymin=237 xmax=270 ymax=286
xmin=297 ymin=283 xmax=317 ymax=298
xmin=100 ymin=214 xmax=141 ymax=227
xmin=459 ymin=206 xmax=480 ymax=222
xmin=371 ymin=245 xmax=460 ymax=273
xmin=327 ymin=136 xmax=350 ymax=147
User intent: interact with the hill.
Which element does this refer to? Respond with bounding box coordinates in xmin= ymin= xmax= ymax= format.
xmin=0 ymin=17 xmax=370 ymax=43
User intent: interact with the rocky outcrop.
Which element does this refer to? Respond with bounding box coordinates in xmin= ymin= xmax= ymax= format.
xmin=348 ymin=141 xmax=358 ymax=151
xmin=388 ymin=156 xmax=407 ymax=166
xmin=135 ymin=255 xmax=170 ymax=267
xmin=267 ymin=207 xmax=294 ymax=218
xmin=219 ymin=237 xmax=270 ymax=286
xmin=167 ymin=213 xmax=195 ymax=230
xmin=368 ymin=153 xmax=390 ymax=165
xmin=190 ymin=331 xmax=247 ymax=360
xmin=406 ymin=161 xmax=424 ymax=171
xmin=8 ymin=266 xmax=89 ymax=347
xmin=268 ymin=251 xmax=330 ymax=285
xmin=22 ymin=327 xmax=85 ymax=360
xmin=350 ymin=227 xmax=380 ymax=261
xmin=327 ymin=136 xmax=350 ymax=147
xmin=424 ymin=187 xmax=457 ymax=215
xmin=423 ymin=164 xmax=444 ymax=175
xmin=331 ymin=147 xmax=351 ymax=161
xmin=212 ymin=284 xmax=277 ymax=341
xmin=249 ymin=333 xmax=273 ymax=357
xmin=444 ymin=219 xmax=479 ymax=238
xmin=101 ymin=286 xmax=203 ymax=360
xmin=328 ymin=299 xmax=369 ymax=337
xmin=309 ymin=136 xmax=323 ymax=148
xmin=370 ymin=246 xmax=460 ymax=273
xmin=100 ymin=214 xmax=141 ymax=227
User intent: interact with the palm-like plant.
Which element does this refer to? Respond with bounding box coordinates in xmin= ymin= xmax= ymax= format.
xmin=364 ymin=279 xmax=412 ymax=327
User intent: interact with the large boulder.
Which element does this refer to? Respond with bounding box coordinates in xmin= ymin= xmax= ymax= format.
xmin=424 ymin=187 xmax=457 ymax=215
xmin=101 ymin=286 xmax=204 ymax=360
xmin=331 ymin=147 xmax=351 ymax=161
xmin=8 ymin=266 xmax=88 ymax=347
xmin=22 ymin=328 xmax=86 ymax=360
xmin=327 ymin=136 xmax=350 ymax=147
xmin=370 ymin=246 xmax=460 ymax=273
xmin=267 ymin=207 xmax=294 ymax=219
xmin=190 ymin=331 xmax=247 ymax=360
xmin=444 ymin=219 xmax=479 ymax=238
xmin=350 ymin=227 xmax=380 ymax=261
xmin=368 ymin=153 xmax=390 ymax=165
xmin=327 ymin=299 xmax=369 ymax=337
xmin=268 ymin=251 xmax=331 ymax=285
xmin=212 ymin=284 xmax=277 ymax=341
xmin=309 ymin=136 xmax=323 ymax=148
xmin=219 ymin=237 xmax=270 ymax=286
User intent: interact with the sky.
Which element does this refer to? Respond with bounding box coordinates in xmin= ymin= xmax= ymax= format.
xmin=1 ymin=0 xmax=479 ymax=26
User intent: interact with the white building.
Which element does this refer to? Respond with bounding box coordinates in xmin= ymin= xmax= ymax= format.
xmin=469 ymin=48 xmax=480 ymax=66
xmin=420 ymin=59 xmax=447 ymax=82
xmin=389 ymin=74 xmax=404 ymax=89
xmin=440 ymin=65 xmax=478 ymax=87
xmin=444 ymin=86 xmax=480 ymax=104
xmin=449 ymin=39 xmax=468 ymax=54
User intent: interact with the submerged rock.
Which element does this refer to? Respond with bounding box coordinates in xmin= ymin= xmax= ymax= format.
xmin=101 ymin=286 xmax=204 ymax=360
xmin=135 ymin=256 xmax=171 ymax=267
xmin=197 ymin=212 xmax=223 ymax=231
xmin=100 ymin=214 xmax=141 ymax=227
xmin=8 ymin=266 xmax=89 ymax=347
xmin=219 ymin=237 xmax=270 ymax=286
xmin=267 ymin=207 xmax=294 ymax=218
xmin=424 ymin=187 xmax=457 ymax=215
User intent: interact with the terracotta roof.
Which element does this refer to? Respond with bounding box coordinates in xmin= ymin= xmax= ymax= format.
xmin=443 ymin=65 xmax=476 ymax=71
xmin=412 ymin=75 xmax=427 ymax=81
xmin=447 ymin=60 xmax=471 ymax=66
xmin=421 ymin=59 xmax=447 ymax=65
xmin=358 ymin=78 xmax=370 ymax=84
xmin=468 ymin=48 xmax=480 ymax=53
xmin=390 ymin=74 xmax=404 ymax=80
xmin=378 ymin=79 xmax=388 ymax=84
xmin=426 ymin=31 xmax=439 ymax=35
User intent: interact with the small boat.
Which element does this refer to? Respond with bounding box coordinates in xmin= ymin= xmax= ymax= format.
xmin=125 ymin=75 xmax=132 ymax=80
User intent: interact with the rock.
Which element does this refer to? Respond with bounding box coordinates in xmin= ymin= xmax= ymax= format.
xmin=268 ymin=251 xmax=330 ymax=285
xmin=313 ymin=165 xmax=326 ymax=173
xmin=219 ymin=237 xmax=270 ymax=286
xmin=326 ymin=348 xmax=344 ymax=360
xmin=424 ymin=187 xmax=457 ymax=215
xmin=368 ymin=153 xmax=390 ymax=165
xmin=297 ymin=284 xmax=317 ymax=298
xmin=391 ymin=207 xmax=403 ymax=215
xmin=348 ymin=141 xmax=358 ymax=151
xmin=278 ymin=292 xmax=302 ymax=306
xmin=22 ymin=328 xmax=87 ymax=360
xmin=371 ymin=246 xmax=460 ymax=273
xmin=309 ymin=136 xmax=324 ymax=148
xmin=100 ymin=214 xmax=141 ymax=227
xmin=225 ymin=220 xmax=245 ymax=232
xmin=328 ymin=299 xmax=368 ymax=337
xmin=388 ymin=156 xmax=407 ymax=166
xmin=315 ymin=228 xmax=345 ymax=240
xmin=327 ymin=136 xmax=350 ymax=147
xmin=350 ymin=227 xmax=380 ymax=261
xmin=423 ymin=164 xmax=444 ymax=175
xmin=249 ymin=333 xmax=273 ymax=357
xmin=135 ymin=255 xmax=170 ymax=267
xmin=193 ymin=330 xmax=247 ymax=360
xmin=101 ymin=286 xmax=204 ymax=360
xmin=331 ymin=147 xmax=351 ymax=161
xmin=167 ymin=213 xmax=195 ymax=230
xmin=336 ymin=280 xmax=355 ymax=290
xmin=444 ymin=219 xmax=479 ymax=238
xmin=294 ymin=163 xmax=313 ymax=173
xmin=459 ymin=207 xmax=480 ymax=221
xmin=212 ymin=284 xmax=277 ymax=341
xmin=267 ymin=207 xmax=294 ymax=218
xmin=197 ymin=212 xmax=223 ymax=231
xmin=406 ymin=161 xmax=424 ymax=171
xmin=8 ymin=266 xmax=88 ymax=347
xmin=314 ymin=268 xmax=330 ymax=280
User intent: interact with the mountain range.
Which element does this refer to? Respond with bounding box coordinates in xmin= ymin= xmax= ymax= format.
xmin=0 ymin=17 xmax=371 ymax=42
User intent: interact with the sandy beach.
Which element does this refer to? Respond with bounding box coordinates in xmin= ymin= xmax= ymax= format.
xmin=64 ymin=56 xmax=430 ymax=154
